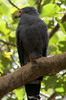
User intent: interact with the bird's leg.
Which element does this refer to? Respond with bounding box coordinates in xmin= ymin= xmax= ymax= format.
xmin=29 ymin=55 xmax=36 ymax=62
xmin=29 ymin=55 xmax=37 ymax=65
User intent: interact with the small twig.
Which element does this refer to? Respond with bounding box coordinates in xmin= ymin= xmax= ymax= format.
xmin=62 ymin=72 xmax=66 ymax=76
xmin=11 ymin=55 xmax=20 ymax=68
xmin=40 ymin=92 xmax=49 ymax=98
xmin=0 ymin=39 xmax=16 ymax=47
xmin=41 ymin=0 xmax=45 ymax=7
xmin=8 ymin=0 xmax=20 ymax=10
xmin=49 ymin=13 xmax=66 ymax=39
xmin=49 ymin=24 xmax=59 ymax=39
xmin=35 ymin=0 xmax=42 ymax=13
xmin=48 ymin=92 xmax=58 ymax=100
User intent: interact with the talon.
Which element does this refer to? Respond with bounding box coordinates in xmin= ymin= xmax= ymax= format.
xmin=29 ymin=55 xmax=36 ymax=62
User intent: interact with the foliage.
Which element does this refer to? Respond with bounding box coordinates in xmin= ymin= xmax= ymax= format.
xmin=0 ymin=0 xmax=66 ymax=100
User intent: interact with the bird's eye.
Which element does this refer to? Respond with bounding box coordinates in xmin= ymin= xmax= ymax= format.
xmin=19 ymin=10 xmax=22 ymax=13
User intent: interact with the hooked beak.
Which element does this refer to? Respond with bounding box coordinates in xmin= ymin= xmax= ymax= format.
xmin=15 ymin=10 xmax=22 ymax=18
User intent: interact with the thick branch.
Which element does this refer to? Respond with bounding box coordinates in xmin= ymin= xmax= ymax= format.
xmin=49 ymin=13 xmax=66 ymax=39
xmin=0 ymin=39 xmax=16 ymax=47
xmin=0 ymin=52 xmax=66 ymax=98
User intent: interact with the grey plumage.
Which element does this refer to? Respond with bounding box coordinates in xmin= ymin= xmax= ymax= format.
xmin=15 ymin=7 xmax=48 ymax=100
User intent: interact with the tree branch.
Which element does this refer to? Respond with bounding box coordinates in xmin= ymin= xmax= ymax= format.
xmin=0 ymin=39 xmax=16 ymax=47
xmin=49 ymin=13 xmax=66 ymax=39
xmin=35 ymin=0 xmax=42 ymax=13
xmin=40 ymin=92 xmax=49 ymax=98
xmin=48 ymin=92 xmax=58 ymax=100
xmin=0 ymin=52 xmax=66 ymax=98
xmin=8 ymin=0 xmax=20 ymax=10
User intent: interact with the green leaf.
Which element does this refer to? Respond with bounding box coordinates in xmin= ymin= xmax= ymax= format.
xmin=58 ymin=41 xmax=66 ymax=52
xmin=10 ymin=32 xmax=15 ymax=38
xmin=8 ymin=24 xmax=17 ymax=31
xmin=59 ymin=22 xmax=66 ymax=34
xmin=49 ymin=34 xmax=59 ymax=45
xmin=12 ymin=11 xmax=20 ymax=24
xmin=55 ymin=87 xmax=64 ymax=93
xmin=7 ymin=97 xmax=16 ymax=100
xmin=0 ymin=20 xmax=10 ymax=35
xmin=44 ymin=75 xmax=57 ymax=90
xmin=49 ymin=34 xmax=59 ymax=54
xmin=14 ymin=87 xmax=25 ymax=100
xmin=41 ymin=4 xmax=60 ymax=17
xmin=0 ymin=0 xmax=9 ymax=16
xmin=43 ymin=0 xmax=55 ymax=5
xmin=0 ymin=54 xmax=11 ymax=68
xmin=63 ymin=22 xmax=66 ymax=32
xmin=28 ymin=0 xmax=35 ymax=6
xmin=43 ymin=0 xmax=51 ymax=5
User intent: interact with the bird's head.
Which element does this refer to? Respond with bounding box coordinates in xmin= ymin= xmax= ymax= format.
xmin=15 ymin=7 xmax=39 ymax=18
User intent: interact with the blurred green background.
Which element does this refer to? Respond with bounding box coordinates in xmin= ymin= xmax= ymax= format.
xmin=0 ymin=0 xmax=66 ymax=100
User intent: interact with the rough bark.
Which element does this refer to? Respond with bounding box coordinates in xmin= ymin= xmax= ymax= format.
xmin=0 ymin=52 xmax=66 ymax=98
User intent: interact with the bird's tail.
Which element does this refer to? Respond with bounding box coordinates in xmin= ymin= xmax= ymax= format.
xmin=25 ymin=77 xmax=43 ymax=100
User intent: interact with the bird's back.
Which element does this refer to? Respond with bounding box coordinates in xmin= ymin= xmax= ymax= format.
xmin=17 ymin=15 xmax=48 ymax=59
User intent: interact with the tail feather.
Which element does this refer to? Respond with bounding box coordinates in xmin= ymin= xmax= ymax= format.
xmin=25 ymin=84 xmax=41 ymax=100
xmin=25 ymin=77 xmax=43 ymax=100
xmin=25 ymin=84 xmax=40 ymax=96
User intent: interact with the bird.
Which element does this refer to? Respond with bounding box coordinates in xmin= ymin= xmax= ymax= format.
xmin=15 ymin=7 xmax=48 ymax=100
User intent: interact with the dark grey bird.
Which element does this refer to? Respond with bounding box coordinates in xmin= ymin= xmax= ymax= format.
xmin=15 ymin=7 xmax=48 ymax=100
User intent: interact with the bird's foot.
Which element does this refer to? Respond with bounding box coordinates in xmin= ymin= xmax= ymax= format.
xmin=29 ymin=55 xmax=37 ymax=62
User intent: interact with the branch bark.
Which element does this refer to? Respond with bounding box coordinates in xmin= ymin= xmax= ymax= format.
xmin=0 ymin=52 xmax=66 ymax=98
